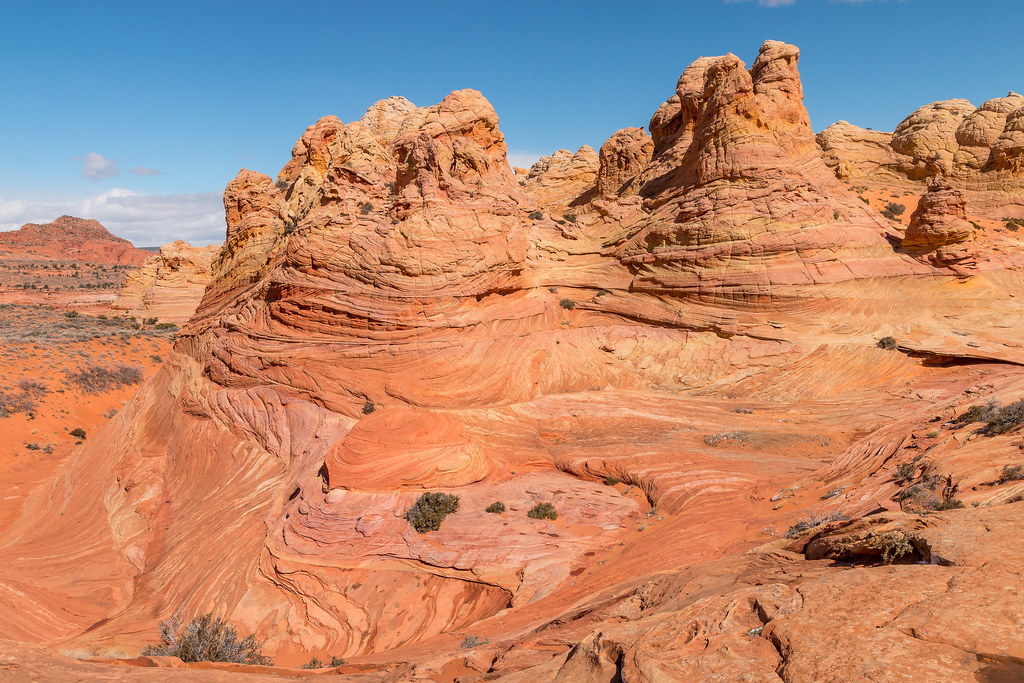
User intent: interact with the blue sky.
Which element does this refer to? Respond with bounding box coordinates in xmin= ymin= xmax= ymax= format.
xmin=1 ymin=0 xmax=1021 ymax=246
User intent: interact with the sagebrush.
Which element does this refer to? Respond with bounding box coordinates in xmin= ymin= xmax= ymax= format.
xmin=140 ymin=613 xmax=270 ymax=665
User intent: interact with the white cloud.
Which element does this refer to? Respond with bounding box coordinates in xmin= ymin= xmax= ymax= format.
xmin=80 ymin=152 xmax=120 ymax=179
xmin=0 ymin=189 xmax=225 ymax=247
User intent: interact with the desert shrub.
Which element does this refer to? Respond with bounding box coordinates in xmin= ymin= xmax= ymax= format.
xmin=527 ymin=502 xmax=558 ymax=520
xmin=1006 ymin=218 xmax=1023 ymax=231
xmin=25 ymin=443 xmax=41 ymax=450
xmin=151 ymin=354 xmax=163 ymax=363
xmin=970 ymin=220 xmax=984 ymax=231
xmin=68 ymin=364 xmax=143 ymax=394
xmin=859 ymin=196 xmax=870 ymax=204
xmin=154 ymin=322 xmax=177 ymax=330
xmin=998 ymin=464 xmax=1024 ymax=484
xmin=18 ymin=378 xmax=48 ymax=397
xmin=956 ymin=401 xmax=999 ymax=426
xmin=140 ymin=613 xmax=270 ymax=665
xmin=866 ymin=530 xmax=916 ymax=564
xmin=785 ymin=510 xmax=849 ymax=539
xmin=301 ymin=656 xmax=324 ymax=669
xmin=359 ymin=202 xmax=373 ymax=215
xmin=983 ymin=399 xmax=1024 ymax=436
xmin=329 ymin=656 xmax=346 ymax=666
xmin=405 ymin=492 xmax=460 ymax=532
xmin=144 ymin=317 xmax=158 ymax=325
xmin=603 ymin=476 xmax=621 ymax=486
xmin=562 ymin=212 xmax=577 ymax=223
xmin=876 ymin=336 xmax=897 ymax=350
xmin=880 ymin=202 xmax=906 ymax=220
xmin=64 ymin=310 xmax=79 ymax=319
xmin=894 ymin=461 xmax=919 ymax=483
xmin=734 ymin=406 xmax=754 ymax=414
xmin=528 ymin=210 xmax=543 ymax=220
xmin=362 ymin=400 xmax=375 ymax=415
xmin=485 ymin=501 xmax=505 ymax=514
xmin=933 ymin=496 xmax=964 ymax=511
xmin=833 ymin=209 xmax=840 ymax=220
xmin=559 ymin=299 xmax=576 ymax=310
xmin=460 ymin=635 xmax=488 ymax=649
xmin=69 ymin=427 xmax=87 ymax=439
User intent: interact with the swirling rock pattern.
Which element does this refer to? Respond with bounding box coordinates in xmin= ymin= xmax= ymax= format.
xmin=114 ymin=241 xmax=220 ymax=323
xmin=1 ymin=40 xmax=1024 ymax=679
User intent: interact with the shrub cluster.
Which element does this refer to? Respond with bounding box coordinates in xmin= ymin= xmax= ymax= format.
xmin=405 ymin=492 xmax=460 ymax=533
xmin=68 ymin=364 xmax=143 ymax=394
xmin=955 ymin=399 xmax=1024 ymax=436
xmin=785 ymin=510 xmax=849 ymax=539
xmin=485 ymin=501 xmax=505 ymax=514
xmin=527 ymin=502 xmax=558 ymax=520
xmin=141 ymin=613 xmax=270 ymax=665
xmin=880 ymin=202 xmax=906 ymax=221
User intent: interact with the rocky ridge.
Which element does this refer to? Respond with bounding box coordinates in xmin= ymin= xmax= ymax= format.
xmin=0 ymin=215 xmax=150 ymax=265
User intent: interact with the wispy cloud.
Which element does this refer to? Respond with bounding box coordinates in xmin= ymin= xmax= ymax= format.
xmin=0 ymin=189 xmax=225 ymax=247
xmin=80 ymin=151 xmax=119 ymax=179
xmin=128 ymin=166 xmax=163 ymax=176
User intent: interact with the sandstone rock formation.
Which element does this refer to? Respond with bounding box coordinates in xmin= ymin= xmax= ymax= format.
xmin=113 ymin=241 xmax=220 ymax=323
xmin=0 ymin=215 xmax=150 ymax=265
xmin=517 ymin=146 xmax=598 ymax=209
xmin=2 ymin=40 xmax=1024 ymax=681
xmin=817 ymin=92 xmax=1024 ymax=219
xmin=902 ymin=176 xmax=976 ymax=267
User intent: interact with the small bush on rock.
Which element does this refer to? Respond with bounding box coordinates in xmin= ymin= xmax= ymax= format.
xmin=406 ymin=492 xmax=460 ymax=532
xmin=485 ymin=501 xmax=505 ymax=514
xmin=998 ymin=464 xmax=1024 ymax=484
xmin=876 ymin=336 xmax=897 ymax=350
xmin=881 ymin=202 xmax=906 ymax=220
xmin=141 ymin=613 xmax=270 ymax=665
xmin=527 ymin=502 xmax=558 ymax=520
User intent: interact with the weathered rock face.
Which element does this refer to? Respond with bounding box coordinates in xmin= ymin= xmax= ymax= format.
xmin=902 ymin=176 xmax=976 ymax=260
xmin=817 ymin=92 xmax=1024 ymax=219
xmin=0 ymin=215 xmax=150 ymax=265
xmin=616 ymin=40 xmax=907 ymax=303
xmin=517 ymin=146 xmax=599 ymax=209
xmin=113 ymin=241 xmax=220 ymax=323
xmin=2 ymin=40 xmax=1024 ymax=681
xmin=596 ymin=128 xmax=653 ymax=198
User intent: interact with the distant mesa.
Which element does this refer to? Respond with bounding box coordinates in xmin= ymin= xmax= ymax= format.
xmin=0 ymin=215 xmax=150 ymax=265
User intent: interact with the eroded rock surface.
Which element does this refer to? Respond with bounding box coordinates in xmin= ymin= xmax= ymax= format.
xmin=2 ymin=40 xmax=1024 ymax=682
xmin=114 ymin=241 xmax=220 ymax=323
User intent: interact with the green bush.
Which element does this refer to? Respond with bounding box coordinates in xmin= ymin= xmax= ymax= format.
xmin=785 ymin=511 xmax=849 ymax=539
xmin=359 ymin=202 xmax=373 ymax=215
xmin=562 ymin=212 xmax=577 ymax=223
xmin=528 ymin=210 xmax=543 ymax=220
xmin=880 ymin=202 xmax=906 ymax=220
xmin=406 ymin=492 xmax=460 ymax=532
xmin=140 ymin=613 xmax=270 ymax=665
xmin=559 ymin=299 xmax=576 ymax=310
xmin=956 ymin=399 xmax=1024 ymax=436
xmin=363 ymin=400 xmax=375 ymax=415
xmin=603 ymin=476 xmax=620 ymax=486
xmin=876 ymin=336 xmax=897 ymax=350
xmin=485 ymin=501 xmax=505 ymax=514
xmin=69 ymin=427 xmax=86 ymax=439
xmin=527 ymin=502 xmax=558 ymax=521
xmin=998 ymin=464 xmax=1024 ymax=484
xmin=301 ymin=656 xmax=324 ymax=669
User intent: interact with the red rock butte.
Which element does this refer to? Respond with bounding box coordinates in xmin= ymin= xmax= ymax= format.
xmin=1 ymin=40 xmax=1023 ymax=680
xmin=0 ymin=215 xmax=150 ymax=265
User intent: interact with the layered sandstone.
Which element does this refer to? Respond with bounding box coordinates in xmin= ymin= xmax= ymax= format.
xmin=902 ymin=176 xmax=976 ymax=267
xmin=817 ymin=92 xmax=1024 ymax=219
xmin=113 ymin=241 xmax=220 ymax=323
xmin=0 ymin=215 xmax=150 ymax=265
xmin=1 ymin=40 xmax=1024 ymax=681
